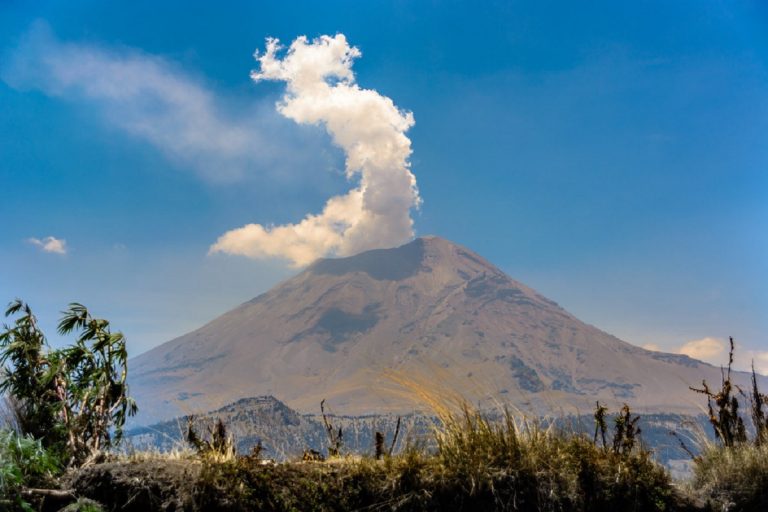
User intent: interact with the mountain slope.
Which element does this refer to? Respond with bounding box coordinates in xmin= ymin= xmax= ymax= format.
xmin=129 ymin=236 xmax=755 ymax=424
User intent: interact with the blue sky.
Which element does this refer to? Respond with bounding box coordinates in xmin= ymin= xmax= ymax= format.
xmin=1 ymin=1 xmax=766 ymax=370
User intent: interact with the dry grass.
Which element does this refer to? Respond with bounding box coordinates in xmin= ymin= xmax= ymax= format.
xmin=690 ymin=442 xmax=768 ymax=511
xmin=119 ymin=445 xmax=200 ymax=463
xmin=89 ymin=383 xmax=768 ymax=512
xmin=66 ymin=352 xmax=768 ymax=511
xmin=61 ymin=400 xmax=683 ymax=511
xmin=107 ymin=403 xmax=673 ymax=511
xmin=427 ymin=405 xmax=674 ymax=511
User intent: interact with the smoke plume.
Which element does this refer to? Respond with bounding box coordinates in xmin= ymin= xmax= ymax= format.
xmin=210 ymin=34 xmax=420 ymax=266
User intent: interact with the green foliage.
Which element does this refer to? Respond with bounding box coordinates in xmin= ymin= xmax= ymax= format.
xmin=0 ymin=429 xmax=60 ymax=511
xmin=0 ymin=299 xmax=137 ymax=466
xmin=0 ymin=300 xmax=64 ymax=454
xmin=56 ymin=302 xmax=138 ymax=460
xmin=59 ymin=498 xmax=105 ymax=512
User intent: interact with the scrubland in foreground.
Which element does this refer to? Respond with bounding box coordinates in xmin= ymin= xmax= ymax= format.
xmin=44 ymin=407 xmax=680 ymax=512
xmin=3 ymin=402 xmax=768 ymax=512
xmin=2 ymin=301 xmax=767 ymax=511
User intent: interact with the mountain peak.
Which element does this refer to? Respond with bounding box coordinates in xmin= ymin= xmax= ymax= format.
xmin=307 ymin=236 xmax=496 ymax=282
xmin=308 ymin=237 xmax=428 ymax=281
xmin=129 ymin=235 xmax=759 ymax=425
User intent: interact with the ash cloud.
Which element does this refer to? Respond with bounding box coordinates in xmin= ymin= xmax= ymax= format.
xmin=210 ymin=34 xmax=420 ymax=267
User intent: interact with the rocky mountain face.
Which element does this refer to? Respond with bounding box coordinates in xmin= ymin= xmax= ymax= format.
xmin=129 ymin=236 xmax=759 ymax=425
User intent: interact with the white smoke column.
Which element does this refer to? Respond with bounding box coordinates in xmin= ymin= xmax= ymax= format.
xmin=210 ymin=35 xmax=420 ymax=267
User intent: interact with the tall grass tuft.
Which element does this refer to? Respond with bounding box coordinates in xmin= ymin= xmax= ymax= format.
xmin=185 ymin=416 xmax=237 ymax=463
xmin=686 ymin=338 xmax=768 ymax=510
xmin=428 ymin=405 xmax=673 ymax=511
xmin=693 ymin=442 xmax=768 ymax=511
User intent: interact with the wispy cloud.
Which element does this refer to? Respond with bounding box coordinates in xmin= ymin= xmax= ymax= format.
xmin=749 ymin=351 xmax=768 ymax=376
xmin=27 ymin=236 xmax=67 ymax=254
xmin=210 ymin=35 xmax=420 ymax=266
xmin=674 ymin=336 xmax=768 ymax=375
xmin=4 ymin=27 xmax=420 ymax=267
xmin=1 ymin=22 xmax=327 ymax=183
xmin=677 ymin=337 xmax=726 ymax=361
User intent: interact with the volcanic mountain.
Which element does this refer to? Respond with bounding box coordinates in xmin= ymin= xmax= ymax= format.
xmin=129 ymin=236 xmax=750 ymax=425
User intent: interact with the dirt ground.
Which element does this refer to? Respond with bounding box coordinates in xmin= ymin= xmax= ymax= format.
xmin=64 ymin=459 xmax=203 ymax=511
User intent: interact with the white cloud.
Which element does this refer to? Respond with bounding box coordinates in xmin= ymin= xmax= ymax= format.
xmin=673 ymin=337 xmax=768 ymax=376
xmin=27 ymin=236 xmax=67 ymax=254
xmin=732 ymin=348 xmax=768 ymax=376
xmin=210 ymin=35 xmax=420 ymax=267
xmin=642 ymin=343 xmax=661 ymax=352
xmin=677 ymin=337 xmax=727 ymax=362
xmin=1 ymin=22 xmax=325 ymax=183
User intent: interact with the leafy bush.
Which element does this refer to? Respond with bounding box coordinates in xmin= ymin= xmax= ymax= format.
xmin=0 ymin=302 xmax=63 ymax=454
xmin=0 ymin=300 xmax=137 ymax=466
xmin=0 ymin=428 xmax=60 ymax=511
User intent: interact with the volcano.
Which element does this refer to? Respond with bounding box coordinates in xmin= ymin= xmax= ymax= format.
xmin=129 ymin=236 xmax=746 ymax=424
